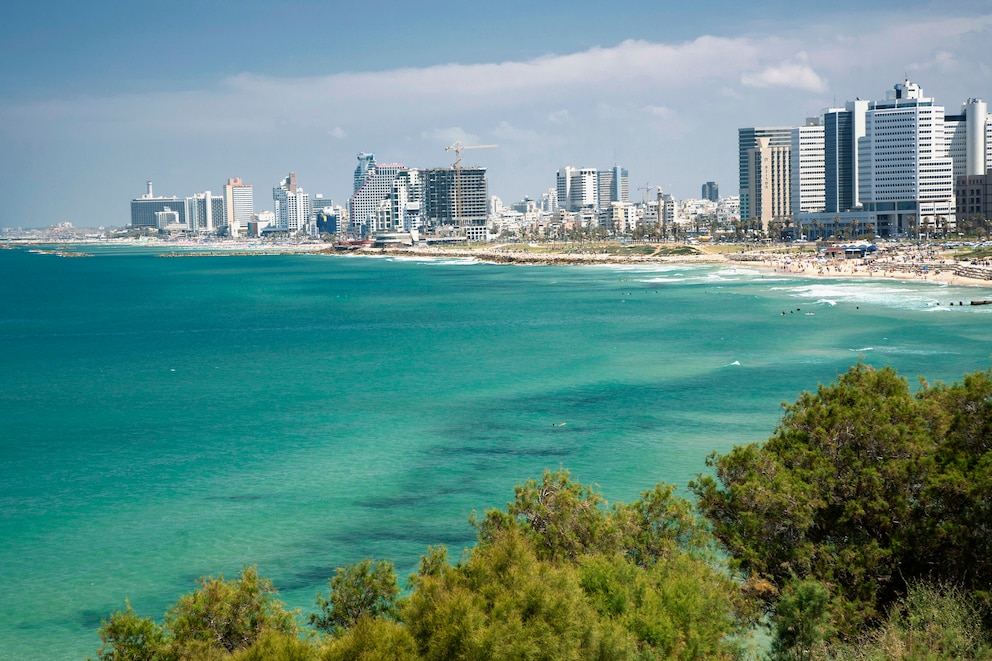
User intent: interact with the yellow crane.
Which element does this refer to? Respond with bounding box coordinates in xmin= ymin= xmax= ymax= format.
xmin=444 ymin=142 xmax=497 ymax=227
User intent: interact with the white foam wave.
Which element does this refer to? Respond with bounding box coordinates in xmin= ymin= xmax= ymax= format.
xmin=779 ymin=281 xmax=959 ymax=311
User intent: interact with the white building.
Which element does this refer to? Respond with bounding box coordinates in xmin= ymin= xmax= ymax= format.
xmin=223 ymin=178 xmax=254 ymax=237
xmin=350 ymin=160 xmax=404 ymax=236
xmin=857 ymin=80 xmax=955 ymax=236
xmin=272 ymin=173 xmax=311 ymax=233
xmin=790 ymin=119 xmax=825 ymax=216
xmin=186 ymin=191 xmax=225 ymax=233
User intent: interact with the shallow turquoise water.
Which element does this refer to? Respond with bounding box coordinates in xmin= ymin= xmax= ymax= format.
xmin=2 ymin=246 xmax=991 ymax=659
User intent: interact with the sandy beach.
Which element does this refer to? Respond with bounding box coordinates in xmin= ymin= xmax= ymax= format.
xmin=730 ymin=249 xmax=992 ymax=289
xmin=14 ymin=236 xmax=992 ymax=289
xmin=368 ymin=243 xmax=992 ymax=290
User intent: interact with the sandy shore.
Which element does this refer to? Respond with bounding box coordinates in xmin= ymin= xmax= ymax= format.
xmin=732 ymin=251 xmax=992 ymax=289
xmin=14 ymin=237 xmax=992 ymax=289
xmin=370 ymin=244 xmax=992 ymax=290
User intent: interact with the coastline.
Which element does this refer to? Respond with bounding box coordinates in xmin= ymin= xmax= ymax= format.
xmin=10 ymin=236 xmax=992 ymax=289
xmin=369 ymin=244 xmax=992 ymax=289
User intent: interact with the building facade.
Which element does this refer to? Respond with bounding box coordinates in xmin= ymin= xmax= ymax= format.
xmin=790 ymin=120 xmax=825 ymax=217
xmin=701 ymin=181 xmax=719 ymax=202
xmin=425 ymin=167 xmax=489 ymax=238
xmin=747 ymin=137 xmax=791 ymax=232
xmin=223 ymin=178 xmax=254 ymax=237
xmin=857 ymin=80 xmax=955 ymax=237
xmin=738 ymin=127 xmax=793 ymax=222
xmin=272 ymin=172 xmax=311 ymax=233
xmin=350 ymin=161 xmax=405 ymax=236
xmin=130 ymin=181 xmax=186 ymax=228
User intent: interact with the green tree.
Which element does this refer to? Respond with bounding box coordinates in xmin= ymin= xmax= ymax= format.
xmin=319 ymin=618 xmax=421 ymax=661
xmin=308 ymin=559 xmax=400 ymax=636
xmin=914 ymin=370 xmax=992 ymax=610
xmin=403 ymin=529 xmax=608 ymax=661
xmin=691 ymin=364 xmax=940 ymax=634
xmin=769 ymin=579 xmax=834 ymax=661
xmin=230 ymin=630 xmax=319 ymax=661
xmin=692 ymin=364 xmax=992 ymax=638
xmin=475 ymin=468 xmax=619 ymax=562
xmin=165 ymin=566 xmax=298 ymax=657
xmin=95 ymin=601 xmax=170 ymax=661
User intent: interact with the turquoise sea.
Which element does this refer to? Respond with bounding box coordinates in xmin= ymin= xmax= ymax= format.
xmin=2 ymin=244 xmax=991 ymax=659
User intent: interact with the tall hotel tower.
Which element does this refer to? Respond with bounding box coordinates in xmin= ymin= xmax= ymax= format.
xmin=738 ymin=127 xmax=793 ymax=223
xmin=857 ymin=80 xmax=955 ymax=236
xmin=223 ymin=177 xmax=254 ymax=237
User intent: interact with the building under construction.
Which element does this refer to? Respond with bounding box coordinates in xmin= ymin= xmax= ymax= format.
xmin=425 ymin=167 xmax=488 ymax=234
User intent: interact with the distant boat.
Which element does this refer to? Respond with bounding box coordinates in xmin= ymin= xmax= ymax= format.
xmin=552 ymin=422 xmax=567 ymax=427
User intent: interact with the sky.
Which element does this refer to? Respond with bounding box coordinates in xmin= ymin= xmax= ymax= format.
xmin=2 ymin=0 xmax=992 ymax=228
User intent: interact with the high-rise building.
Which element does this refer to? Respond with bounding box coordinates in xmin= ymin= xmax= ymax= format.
xmin=556 ymin=166 xmax=628 ymax=214
xmin=790 ymin=119 xmax=825 ymax=216
xmin=354 ymin=153 xmax=376 ymax=194
xmin=857 ymin=80 xmax=955 ymax=236
xmin=390 ymin=169 xmax=425 ymax=232
xmin=701 ymin=181 xmax=719 ymax=202
xmin=186 ymin=191 xmax=225 ymax=232
xmin=272 ymin=173 xmax=311 ymax=232
xmin=747 ymin=137 xmax=791 ymax=231
xmin=130 ymin=181 xmax=186 ymax=228
xmin=945 ymin=98 xmax=988 ymax=181
xmin=739 ymin=127 xmax=793 ymax=222
xmin=425 ymin=167 xmax=489 ymax=238
xmin=350 ymin=160 xmax=405 ymax=236
xmin=822 ymin=100 xmax=869 ymax=214
xmin=223 ymin=178 xmax=254 ymax=237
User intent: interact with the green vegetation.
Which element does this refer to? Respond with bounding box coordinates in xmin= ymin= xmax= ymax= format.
xmin=95 ymin=365 xmax=992 ymax=660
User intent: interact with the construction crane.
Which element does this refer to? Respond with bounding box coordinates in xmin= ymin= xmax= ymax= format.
xmin=444 ymin=142 xmax=497 ymax=228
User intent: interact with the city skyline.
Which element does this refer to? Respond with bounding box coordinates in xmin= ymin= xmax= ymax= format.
xmin=2 ymin=1 xmax=992 ymax=228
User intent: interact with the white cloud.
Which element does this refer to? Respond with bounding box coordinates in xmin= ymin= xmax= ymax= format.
xmin=4 ymin=9 xmax=992 ymax=226
xmin=741 ymin=53 xmax=828 ymax=93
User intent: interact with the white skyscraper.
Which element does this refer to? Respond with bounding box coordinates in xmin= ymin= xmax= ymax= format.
xmin=272 ymin=172 xmax=311 ymax=233
xmin=224 ymin=177 xmax=254 ymax=237
xmin=858 ymin=80 xmax=955 ymax=236
xmin=350 ymin=159 xmax=404 ymax=236
xmin=790 ymin=120 xmax=825 ymax=216
xmin=186 ymin=191 xmax=224 ymax=233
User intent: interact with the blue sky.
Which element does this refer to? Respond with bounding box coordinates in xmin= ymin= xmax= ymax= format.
xmin=2 ymin=0 xmax=991 ymax=228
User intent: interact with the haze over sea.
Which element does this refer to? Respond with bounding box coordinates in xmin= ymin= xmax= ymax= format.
xmin=2 ymin=245 xmax=991 ymax=659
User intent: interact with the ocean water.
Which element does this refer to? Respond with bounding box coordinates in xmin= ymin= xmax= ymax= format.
xmin=2 ymin=245 xmax=991 ymax=659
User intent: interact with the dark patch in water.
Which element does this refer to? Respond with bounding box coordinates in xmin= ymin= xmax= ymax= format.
xmin=358 ymin=493 xmax=432 ymax=510
xmin=431 ymin=444 xmax=574 ymax=458
xmin=78 ymin=608 xmax=108 ymax=629
xmin=207 ymin=493 xmax=266 ymax=502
